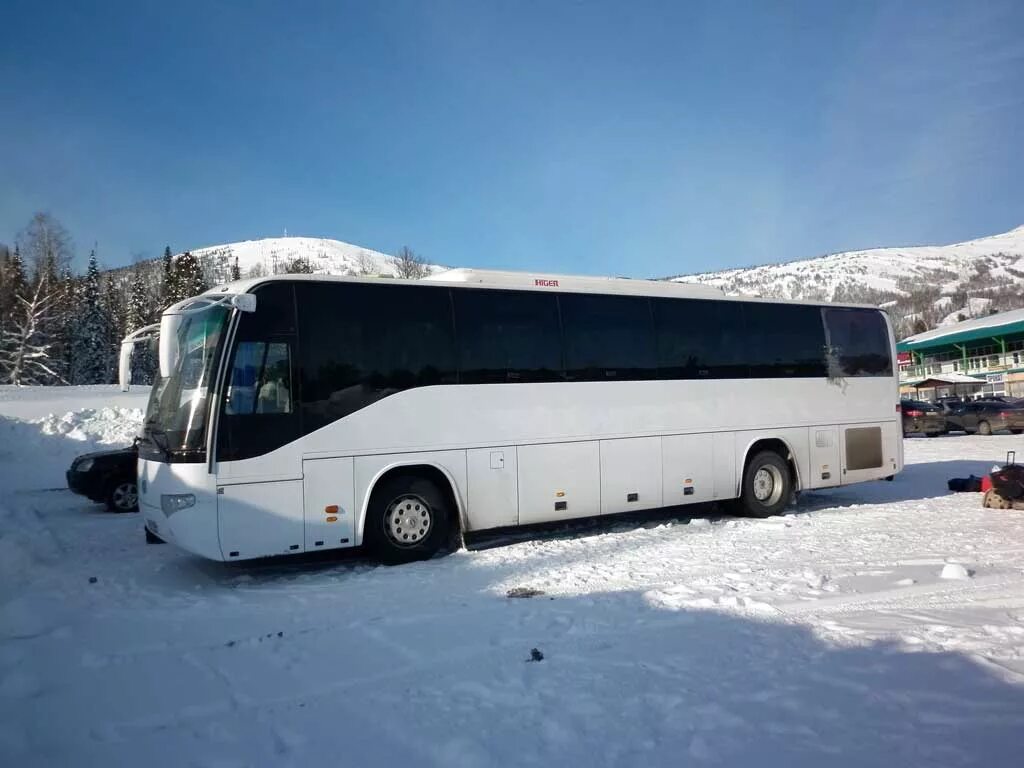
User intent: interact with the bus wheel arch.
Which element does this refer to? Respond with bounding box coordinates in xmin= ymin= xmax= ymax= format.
xmin=361 ymin=463 xmax=464 ymax=561
xmin=737 ymin=438 xmax=800 ymax=517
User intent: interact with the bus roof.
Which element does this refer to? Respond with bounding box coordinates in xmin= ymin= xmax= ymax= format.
xmin=204 ymin=268 xmax=882 ymax=310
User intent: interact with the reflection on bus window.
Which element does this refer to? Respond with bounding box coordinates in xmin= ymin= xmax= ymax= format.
xmin=226 ymin=341 xmax=293 ymax=415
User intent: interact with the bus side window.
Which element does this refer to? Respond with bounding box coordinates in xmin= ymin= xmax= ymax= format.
xmin=453 ymin=289 xmax=562 ymax=383
xmin=559 ymin=293 xmax=656 ymax=381
xmin=225 ymin=341 xmax=293 ymax=415
xmin=824 ymin=308 xmax=892 ymax=377
xmin=744 ymin=303 xmax=827 ymax=378
xmin=652 ymin=298 xmax=746 ymax=379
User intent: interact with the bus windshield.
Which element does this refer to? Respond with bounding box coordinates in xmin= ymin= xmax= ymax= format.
xmin=139 ymin=306 xmax=229 ymax=462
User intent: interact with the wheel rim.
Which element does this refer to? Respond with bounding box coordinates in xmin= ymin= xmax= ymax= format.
xmin=980 ymin=421 xmax=991 ymax=435
xmin=384 ymin=494 xmax=432 ymax=548
xmin=112 ymin=482 xmax=137 ymax=510
xmin=752 ymin=465 xmax=784 ymax=506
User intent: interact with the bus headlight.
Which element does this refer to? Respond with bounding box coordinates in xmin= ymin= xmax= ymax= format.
xmin=161 ymin=493 xmax=196 ymax=516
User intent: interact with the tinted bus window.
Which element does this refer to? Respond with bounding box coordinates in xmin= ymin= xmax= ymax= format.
xmin=744 ymin=303 xmax=827 ymax=377
xmin=454 ymin=289 xmax=562 ymax=383
xmin=297 ymin=282 xmax=456 ymax=434
xmin=218 ymin=282 xmax=300 ymax=461
xmin=559 ymin=294 xmax=656 ymax=381
xmin=653 ymin=298 xmax=747 ymax=379
xmin=824 ymin=308 xmax=892 ymax=376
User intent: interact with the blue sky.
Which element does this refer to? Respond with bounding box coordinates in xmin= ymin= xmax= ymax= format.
xmin=2 ymin=0 xmax=1023 ymax=276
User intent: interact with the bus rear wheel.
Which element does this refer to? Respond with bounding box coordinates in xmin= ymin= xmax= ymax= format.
xmin=739 ymin=450 xmax=792 ymax=518
xmin=366 ymin=474 xmax=451 ymax=564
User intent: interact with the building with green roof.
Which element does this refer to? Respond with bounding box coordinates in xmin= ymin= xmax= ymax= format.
xmin=897 ymin=308 xmax=1024 ymax=399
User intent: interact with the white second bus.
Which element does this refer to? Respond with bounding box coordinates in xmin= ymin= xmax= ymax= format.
xmin=128 ymin=269 xmax=902 ymax=563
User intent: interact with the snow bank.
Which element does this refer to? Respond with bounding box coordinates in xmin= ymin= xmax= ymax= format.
xmin=0 ymin=407 xmax=143 ymax=492
xmin=0 ymin=384 xmax=149 ymax=421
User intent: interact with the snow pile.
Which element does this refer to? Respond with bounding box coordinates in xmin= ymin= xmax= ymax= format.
xmin=36 ymin=407 xmax=142 ymax=446
xmin=0 ymin=407 xmax=143 ymax=492
xmin=940 ymin=562 xmax=972 ymax=580
xmin=0 ymin=384 xmax=150 ymax=421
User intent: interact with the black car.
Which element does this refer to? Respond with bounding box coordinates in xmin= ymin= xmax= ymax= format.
xmin=945 ymin=401 xmax=1024 ymax=436
xmin=66 ymin=445 xmax=139 ymax=512
xmin=900 ymin=399 xmax=946 ymax=437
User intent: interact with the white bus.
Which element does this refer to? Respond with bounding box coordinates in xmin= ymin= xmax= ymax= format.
xmin=127 ymin=269 xmax=902 ymax=563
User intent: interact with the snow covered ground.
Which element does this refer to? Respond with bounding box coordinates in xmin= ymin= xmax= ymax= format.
xmin=2 ymin=390 xmax=1024 ymax=767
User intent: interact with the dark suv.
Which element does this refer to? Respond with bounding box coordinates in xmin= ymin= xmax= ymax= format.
xmin=66 ymin=445 xmax=139 ymax=512
xmin=945 ymin=401 xmax=1024 ymax=436
xmin=900 ymin=399 xmax=946 ymax=437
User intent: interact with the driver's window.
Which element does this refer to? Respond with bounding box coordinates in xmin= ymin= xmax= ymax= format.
xmin=226 ymin=341 xmax=293 ymax=415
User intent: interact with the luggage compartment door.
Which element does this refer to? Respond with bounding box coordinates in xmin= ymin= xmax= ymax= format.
xmin=218 ymin=480 xmax=304 ymax=560
xmin=808 ymin=426 xmax=840 ymax=489
xmin=303 ymin=457 xmax=356 ymax=551
xmin=600 ymin=437 xmax=662 ymax=515
xmin=518 ymin=442 xmax=600 ymax=524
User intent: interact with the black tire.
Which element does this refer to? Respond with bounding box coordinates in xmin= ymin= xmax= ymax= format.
xmin=925 ymin=432 xmax=940 ymax=438
xmin=365 ymin=474 xmax=451 ymax=564
xmin=145 ymin=528 xmax=165 ymax=544
xmin=105 ymin=478 xmax=138 ymax=512
xmin=978 ymin=420 xmax=993 ymax=436
xmin=1010 ymin=429 xmax=1023 ymax=435
xmin=738 ymin=450 xmax=792 ymax=518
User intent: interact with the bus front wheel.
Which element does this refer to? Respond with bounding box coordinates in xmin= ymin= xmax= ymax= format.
xmin=366 ymin=474 xmax=451 ymax=564
xmin=739 ymin=450 xmax=792 ymax=518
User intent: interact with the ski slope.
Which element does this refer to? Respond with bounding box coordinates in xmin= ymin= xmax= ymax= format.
xmin=1 ymin=389 xmax=1024 ymax=766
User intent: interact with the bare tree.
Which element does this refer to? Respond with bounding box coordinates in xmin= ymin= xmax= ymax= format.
xmin=0 ymin=272 xmax=66 ymax=385
xmin=17 ymin=212 xmax=73 ymax=279
xmin=388 ymin=246 xmax=428 ymax=279
xmin=247 ymin=263 xmax=267 ymax=279
xmin=355 ymin=251 xmax=378 ymax=276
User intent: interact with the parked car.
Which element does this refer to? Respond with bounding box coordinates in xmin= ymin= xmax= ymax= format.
xmin=944 ymin=401 xmax=1024 ymax=436
xmin=66 ymin=445 xmax=139 ymax=512
xmin=900 ymin=399 xmax=946 ymax=437
xmin=975 ymin=395 xmax=1023 ymax=405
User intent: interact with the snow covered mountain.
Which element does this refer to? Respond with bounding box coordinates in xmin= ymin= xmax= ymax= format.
xmin=185 ymin=236 xmax=443 ymax=280
xmin=669 ymin=225 xmax=1024 ymax=335
xmin=670 ymin=226 xmax=1024 ymax=300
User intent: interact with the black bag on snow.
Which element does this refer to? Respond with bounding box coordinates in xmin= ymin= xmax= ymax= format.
xmin=948 ymin=476 xmax=982 ymax=493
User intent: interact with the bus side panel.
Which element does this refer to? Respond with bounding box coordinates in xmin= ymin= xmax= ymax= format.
xmin=661 ymin=433 xmax=713 ymax=506
xmin=466 ymin=447 xmax=519 ymax=530
xmin=807 ymin=426 xmax=840 ymax=489
xmin=839 ymin=422 xmax=900 ymax=485
xmin=518 ymin=442 xmax=601 ymax=524
xmin=303 ymin=457 xmax=356 ymax=551
xmin=218 ymin=480 xmax=304 ymax=560
xmin=599 ymin=436 xmax=662 ymax=515
xmin=712 ymin=432 xmax=736 ymax=500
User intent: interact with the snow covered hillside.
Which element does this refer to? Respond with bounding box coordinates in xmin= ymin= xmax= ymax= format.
xmin=2 ymin=388 xmax=1024 ymax=766
xmin=188 ymin=236 xmax=443 ymax=280
xmin=671 ymin=225 xmax=1024 ymax=335
xmin=672 ymin=225 xmax=1024 ymax=300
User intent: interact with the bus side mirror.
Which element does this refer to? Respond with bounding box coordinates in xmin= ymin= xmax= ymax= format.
xmin=232 ymin=294 xmax=257 ymax=313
